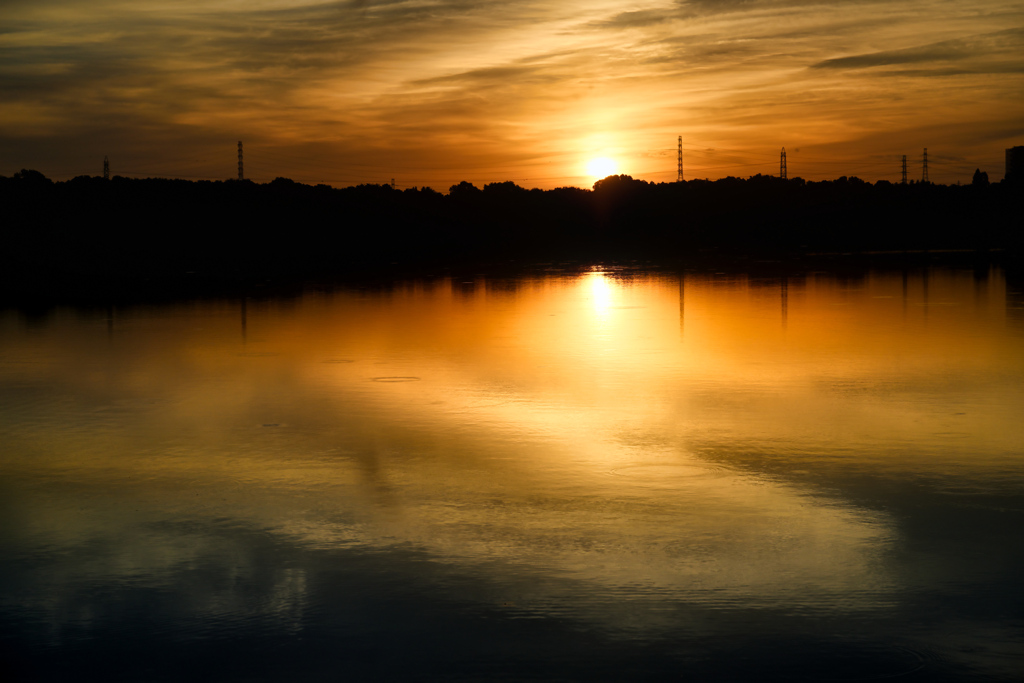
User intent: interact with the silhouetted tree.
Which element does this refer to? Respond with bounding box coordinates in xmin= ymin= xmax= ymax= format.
xmin=483 ymin=181 xmax=526 ymax=196
xmin=12 ymin=169 xmax=53 ymax=185
xmin=1 ymin=169 xmax=1019 ymax=307
xmin=592 ymin=174 xmax=646 ymax=193
xmin=448 ymin=181 xmax=481 ymax=198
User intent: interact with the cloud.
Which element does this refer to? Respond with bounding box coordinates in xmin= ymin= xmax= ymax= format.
xmin=1 ymin=0 xmax=1022 ymax=184
xmin=677 ymin=0 xmax=889 ymax=15
xmin=412 ymin=65 xmax=548 ymax=87
xmin=811 ymin=28 xmax=1024 ymax=72
xmin=813 ymin=46 xmax=969 ymax=70
xmin=586 ymin=9 xmax=675 ymax=30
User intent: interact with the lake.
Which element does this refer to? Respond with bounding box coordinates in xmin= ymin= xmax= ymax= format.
xmin=2 ymin=264 xmax=1023 ymax=681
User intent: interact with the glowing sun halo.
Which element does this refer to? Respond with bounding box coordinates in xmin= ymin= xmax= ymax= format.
xmin=587 ymin=157 xmax=618 ymax=179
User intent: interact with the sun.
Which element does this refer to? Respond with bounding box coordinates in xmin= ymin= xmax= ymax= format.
xmin=587 ymin=157 xmax=618 ymax=179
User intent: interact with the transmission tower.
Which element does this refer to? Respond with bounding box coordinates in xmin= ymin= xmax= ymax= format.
xmin=780 ymin=147 xmax=787 ymax=180
xmin=103 ymin=155 xmax=109 ymax=180
xmin=922 ymin=148 xmax=928 ymax=184
xmin=677 ymin=136 xmax=684 ymax=182
xmin=901 ymin=155 xmax=907 ymax=184
xmin=237 ymin=141 xmax=244 ymax=181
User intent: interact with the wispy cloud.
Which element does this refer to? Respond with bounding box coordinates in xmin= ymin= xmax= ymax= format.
xmin=586 ymin=9 xmax=675 ymax=30
xmin=811 ymin=28 xmax=1024 ymax=71
xmin=0 ymin=0 xmax=1022 ymax=184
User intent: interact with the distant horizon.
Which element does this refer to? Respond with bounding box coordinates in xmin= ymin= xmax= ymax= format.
xmin=3 ymin=141 xmax=1019 ymax=189
xmin=4 ymin=165 xmax=1012 ymax=193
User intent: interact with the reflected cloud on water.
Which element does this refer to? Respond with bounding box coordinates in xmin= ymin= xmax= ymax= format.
xmin=1 ymin=265 xmax=1023 ymax=680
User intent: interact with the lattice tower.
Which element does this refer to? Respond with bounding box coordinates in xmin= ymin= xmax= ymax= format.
xmin=677 ymin=136 xmax=684 ymax=182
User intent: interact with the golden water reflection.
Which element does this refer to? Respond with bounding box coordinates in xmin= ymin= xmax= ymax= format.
xmin=2 ymin=266 xmax=1023 ymax=638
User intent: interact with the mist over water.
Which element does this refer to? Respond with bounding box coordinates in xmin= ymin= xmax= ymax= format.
xmin=2 ymin=266 xmax=1023 ymax=681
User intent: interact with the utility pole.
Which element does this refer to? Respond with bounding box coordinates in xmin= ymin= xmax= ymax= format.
xmin=237 ymin=141 xmax=244 ymax=181
xmin=103 ymin=155 xmax=109 ymax=180
xmin=677 ymin=136 xmax=684 ymax=182
xmin=922 ymin=148 xmax=929 ymax=184
xmin=780 ymin=147 xmax=787 ymax=180
xmin=901 ymin=155 xmax=907 ymax=184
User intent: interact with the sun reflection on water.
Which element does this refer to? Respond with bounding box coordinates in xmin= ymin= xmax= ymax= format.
xmin=1 ymin=267 xmax=1023 ymax=655
xmin=587 ymin=270 xmax=614 ymax=319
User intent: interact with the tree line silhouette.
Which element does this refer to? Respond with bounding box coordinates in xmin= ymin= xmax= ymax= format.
xmin=2 ymin=169 xmax=1020 ymax=302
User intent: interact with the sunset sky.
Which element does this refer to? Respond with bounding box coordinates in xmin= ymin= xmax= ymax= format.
xmin=2 ymin=0 xmax=1022 ymax=188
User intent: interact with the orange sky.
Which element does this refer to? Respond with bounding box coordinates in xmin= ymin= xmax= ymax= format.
xmin=2 ymin=0 xmax=1022 ymax=188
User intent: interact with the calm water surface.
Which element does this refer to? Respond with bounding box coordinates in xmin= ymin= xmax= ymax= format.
xmin=2 ymin=267 xmax=1023 ymax=681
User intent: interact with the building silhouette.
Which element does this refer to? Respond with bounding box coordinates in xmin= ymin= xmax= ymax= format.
xmin=1006 ymin=146 xmax=1024 ymax=181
